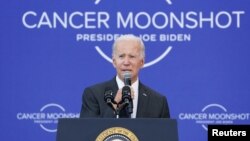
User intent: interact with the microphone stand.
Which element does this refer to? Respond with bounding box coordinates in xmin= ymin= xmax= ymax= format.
xmin=114 ymin=100 xmax=132 ymax=118
xmin=107 ymin=100 xmax=127 ymax=118
xmin=114 ymin=102 xmax=128 ymax=119
xmin=114 ymin=105 xmax=120 ymax=119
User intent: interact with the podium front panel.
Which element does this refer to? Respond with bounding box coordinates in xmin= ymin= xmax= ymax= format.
xmin=56 ymin=118 xmax=179 ymax=141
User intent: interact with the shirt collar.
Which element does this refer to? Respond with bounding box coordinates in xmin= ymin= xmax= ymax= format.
xmin=116 ymin=75 xmax=139 ymax=89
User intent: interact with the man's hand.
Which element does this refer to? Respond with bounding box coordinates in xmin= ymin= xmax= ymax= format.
xmin=112 ymin=87 xmax=134 ymax=109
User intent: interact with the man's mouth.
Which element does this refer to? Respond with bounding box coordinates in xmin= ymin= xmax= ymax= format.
xmin=122 ymin=69 xmax=132 ymax=72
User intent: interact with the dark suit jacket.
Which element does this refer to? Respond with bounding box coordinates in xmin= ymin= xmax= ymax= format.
xmin=80 ymin=77 xmax=170 ymax=118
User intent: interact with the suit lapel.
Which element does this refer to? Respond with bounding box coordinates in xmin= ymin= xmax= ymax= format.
xmin=109 ymin=77 xmax=119 ymax=97
xmin=136 ymin=83 xmax=150 ymax=118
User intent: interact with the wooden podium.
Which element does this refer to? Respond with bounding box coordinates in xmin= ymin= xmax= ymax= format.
xmin=56 ymin=118 xmax=179 ymax=141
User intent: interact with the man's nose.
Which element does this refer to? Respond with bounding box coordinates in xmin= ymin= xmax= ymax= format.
xmin=123 ymin=57 xmax=131 ymax=65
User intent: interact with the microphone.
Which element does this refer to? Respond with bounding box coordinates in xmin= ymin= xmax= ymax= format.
xmin=122 ymin=71 xmax=133 ymax=115
xmin=104 ymin=87 xmax=114 ymax=105
xmin=122 ymin=86 xmax=133 ymax=114
xmin=124 ymin=71 xmax=131 ymax=86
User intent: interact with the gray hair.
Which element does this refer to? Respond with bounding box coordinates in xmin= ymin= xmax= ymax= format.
xmin=112 ymin=34 xmax=145 ymax=59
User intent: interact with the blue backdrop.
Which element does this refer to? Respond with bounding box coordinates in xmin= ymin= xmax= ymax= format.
xmin=1 ymin=0 xmax=249 ymax=141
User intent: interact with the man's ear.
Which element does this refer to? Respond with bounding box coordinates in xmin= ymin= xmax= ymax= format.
xmin=140 ymin=59 xmax=145 ymax=68
xmin=112 ymin=58 xmax=116 ymax=68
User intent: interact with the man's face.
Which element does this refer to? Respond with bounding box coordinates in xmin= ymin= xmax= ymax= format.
xmin=112 ymin=40 xmax=144 ymax=83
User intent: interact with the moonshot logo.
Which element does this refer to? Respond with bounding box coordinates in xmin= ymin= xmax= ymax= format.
xmin=21 ymin=0 xmax=245 ymax=67
xmin=94 ymin=0 xmax=172 ymax=5
xmin=16 ymin=103 xmax=79 ymax=132
xmin=179 ymin=103 xmax=250 ymax=131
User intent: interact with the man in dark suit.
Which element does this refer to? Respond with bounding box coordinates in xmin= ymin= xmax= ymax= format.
xmin=80 ymin=34 xmax=170 ymax=118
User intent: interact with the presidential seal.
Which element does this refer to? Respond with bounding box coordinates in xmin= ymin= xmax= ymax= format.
xmin=96 ymin=127 xmax=139 ymax=141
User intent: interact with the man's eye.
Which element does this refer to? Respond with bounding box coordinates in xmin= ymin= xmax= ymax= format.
xmin=129 ymin=55 xmax=136 ymax=58
xmin=119 ymin=55 xmax=124 ymax=58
